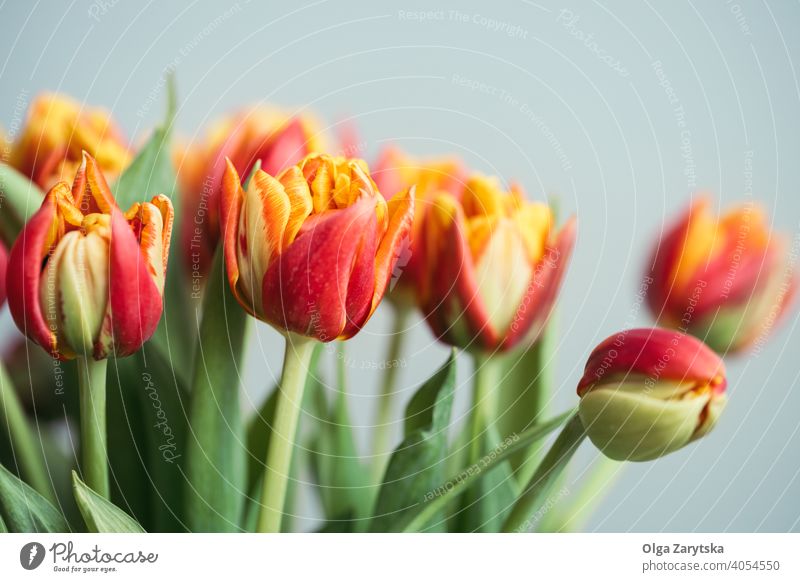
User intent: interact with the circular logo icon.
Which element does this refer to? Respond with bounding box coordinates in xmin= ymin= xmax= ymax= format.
xmin=20 ymin=542 xmax=46 ymax=570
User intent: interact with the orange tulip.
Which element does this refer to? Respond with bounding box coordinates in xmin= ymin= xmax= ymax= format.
xmin=646 ymin=197 xmax=798 ymax=353
xmin=220 ymin=153 xmax=414 ymax=341
xmin=8 ymin=93 xmax=130 ymax=190
xmin=420 ymin=175 xmax=575 ymax=353
xmin=177 ymin=106 xmax=326 ymax=277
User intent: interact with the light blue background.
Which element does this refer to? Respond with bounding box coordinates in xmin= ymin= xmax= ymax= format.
xmin=1 ymin=0 xmax=798 ymax=532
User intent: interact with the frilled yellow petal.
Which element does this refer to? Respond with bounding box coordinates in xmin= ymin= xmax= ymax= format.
xmin=462 ymin=175 xmax=505 ymax=219
xmin=278 ymin=165 xmax=313 ymax=246
xmin=513 ymin=202 xmax=552 ymax=263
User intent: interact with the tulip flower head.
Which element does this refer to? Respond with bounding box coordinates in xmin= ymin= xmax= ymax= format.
xmin=177 ymin=107 xmax=325 ymax=276
xmin=577 ymin=328 xmax=727 ymax=462
xmin=9 ymin=93 xmax=130 ymax=190
xmin=372 ymin=146 xmax=465 ymax=302
xmin=646 ymin=197 xmax=798 ymax=353
xmin=221 ymin=153 xmax=414 ymax=341
xmin=420 ymin=175 xmax=575 ymax=353
xmin=7 ymin=154 xmax=173 ymax=360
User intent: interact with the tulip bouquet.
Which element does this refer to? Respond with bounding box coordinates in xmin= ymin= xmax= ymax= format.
xmin=0 ymin=86 xmax=796 ymax=534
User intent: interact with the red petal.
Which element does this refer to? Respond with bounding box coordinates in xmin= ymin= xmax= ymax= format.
xmin=0 ymin=241 xmax=8 ymax=306
xmin=102 ymin=206 xmax=163 ymax=358
xmin=7 ymin=193 xmax=62 ymax=358
xmin=261 ymin=197 xmax=377 ymax=341
xmin=577 ymin=327 xmax=726 ymax=396
xmin=254 ymin=118 xmax=311 ymax=176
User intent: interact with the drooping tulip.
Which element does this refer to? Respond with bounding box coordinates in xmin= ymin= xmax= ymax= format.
xmin=646 ymin=197 xmax=798 ymax=353
xmin=177 ymin=107 xmax=325 ymax=277
xmin=419 ymin=174 xmax=575 ymax=353
xmin=7 ymin=153 xmax=173 ymax=360
xmin=8 ymin=93 xmax=130 ymax=190
xmin=372 ymin=146 xmax=464 ymax=303
xmin=577 ymin=327 xmax=727 ymax=462
xmin=220 ymin=153 xmax=414 ymax=341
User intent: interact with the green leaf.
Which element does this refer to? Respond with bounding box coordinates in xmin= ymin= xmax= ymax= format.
xmin=369 ymin=350 xmax=457 ymax=532
xmin=0 ymin=462 xmax=68 ymax=532
xmin=184 ymin=245 xmax=248 ymax=532
xmin=396 ymin=410 xmax=575 ymax=532
xmin=110 ymin=76 xmax=194 ymax=384
xmin=72 ymin=471 xmax=145 ymax=533
xmin=310 ymin=345 xmax=373 ymax=531
xmin=0 ymin=163 xmax=45 ymax=246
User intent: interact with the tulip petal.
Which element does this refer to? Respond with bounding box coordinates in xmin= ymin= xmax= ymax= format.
xmin=7 ymin=190 xmax=64 ymax=358
xmin=101 ymin=206 xmax=163 ymax=358
xmin=371 ymin=188 xmax=414 ymax=314
xmin=262 ymin=197 xmax=377 ymax=341
xmin=577 ymin=328 xmax=726 ymax=396
xmin=502 ymin=216 xmax=576 ymax=350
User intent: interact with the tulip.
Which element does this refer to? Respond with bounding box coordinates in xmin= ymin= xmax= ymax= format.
xmin=221 ymin=152 xmax=413 ymax=532
xmin=177 ymin=107 xmax=325 ymax=277
xmin=646 ymin=197 xmax=798 ymax=353
xmin=221 ymin=153 xmax=414 ymax=341
xmin=577 ymin=328 xmax=727 ymax=462
xmin=420 ymin=175 xmax=576 ymax=353
xmin=8 ymin=93 xmax=130 ymax=190
xmin=6 ymin=153 xmax=173 ymax=497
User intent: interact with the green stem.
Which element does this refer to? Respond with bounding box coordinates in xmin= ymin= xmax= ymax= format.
xmin=502 ymin=413 xmax=586 ymax=532
xmin=398 ymin=409 xmax=575 ymax=532
xmin=0 ymin=360 xmax=55 ymax=502
xmin=77 ymin=357 xmax=108 ymax=499
xmin=371 ymin=305 xmax=409 ymax=482
xmin=257 ymin=333 xmax=316 ymax=533
xmin=470 ymin=353 xmax=502 ymax=461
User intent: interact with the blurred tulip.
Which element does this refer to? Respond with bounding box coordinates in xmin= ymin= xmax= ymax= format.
xmin=221 ymin=153 xmax=414 ymax=341
xmin=420 ymin=175 xmax=575 ymax=353
xmin=7 ymin=153 xmax=173 ymax=360
xmin=177 ymin=107 xmax=325 ymax=277
xmin=646 ymin=197 xmax=798 ymax=353
xmin=372 ymin=146 xmax=465 ymax=302
xmin=7 ymin=93 xmax=130 ymax=190
xmin=577 ymin=327 xmax=727 ymax=462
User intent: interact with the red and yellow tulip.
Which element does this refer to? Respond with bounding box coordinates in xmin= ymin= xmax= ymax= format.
xmin=646 ymin=197 xmax=798 ymax=353
xmin=6 ymin=153 xmax=173 ymax=360
xmin=577 ymin=327 xmax=727 ymax=461
xmin=372 ymin=146 xmax=465 ymax=302
xmin=220 ymin=152 xmax=414 ymax=341
xmin=177 ymin=107 xmax=325 ymax=276
xmin=8 ymin=93 xmax=130 ymax=190
xmin=419 ymin=175 xmax=575 ymax=353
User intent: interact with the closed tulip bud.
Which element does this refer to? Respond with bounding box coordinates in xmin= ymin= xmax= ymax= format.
xmin=419 ymin=175 xmax=575 ymax=353
xmin=577 ymin=328 xmax=727 ymax=462
xmin=372 ymin=146 xmax=465 ymax=303
xmin=8 ymin=93 xmax=130 ymax=189
xmin=646 ymin=197 xmax=798 ymax=353
xmin=177 ymin=107 xmax=325 ymax=277
xmin=220 ymin=153 xmax=414 ymax=341
xmin=7 ymin=153 xmax=173 ymax=360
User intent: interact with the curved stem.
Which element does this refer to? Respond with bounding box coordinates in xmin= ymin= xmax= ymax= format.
xmin=257 ymin=333 xmax=316 ymax=533
xmin=371 ymin=305 xmax=409 ymax=481
xmin=502 ymin=413 xmax=586 ymax=532
xmin=0 ymin=359 xmax=55 ymax=502
xmin=77 ymin=356 xmax=108 ymax=499
xmin=398 ymin=409 xmax=575 ymax=532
